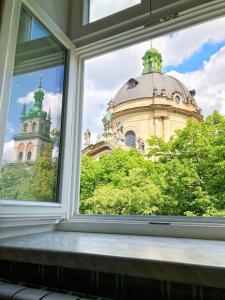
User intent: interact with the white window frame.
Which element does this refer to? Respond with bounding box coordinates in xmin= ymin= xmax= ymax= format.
xmin=60 ymin=0 xmax=225 ymax=240
xmin=1 ymin=0 xmax=225 ymax=240
xmin=0 ymin=0 xmax=77 ymax=230
xmin=70 ymin=0 xmax=214 ymax=47
xmin=70 ymin=0 xmax=151 ymax=47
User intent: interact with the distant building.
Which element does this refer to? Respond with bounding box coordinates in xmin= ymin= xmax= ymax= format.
xmin=14 ymin=78 xmax=51 ymax=162
xmin=82 ymin=48 xmax=203 ymax=158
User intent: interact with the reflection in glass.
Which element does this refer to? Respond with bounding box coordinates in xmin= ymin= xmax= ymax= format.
xmin=89 ymin=0 xmax=141 ymax=23
xmin=0 ymin=7 xmax=67 ymax=202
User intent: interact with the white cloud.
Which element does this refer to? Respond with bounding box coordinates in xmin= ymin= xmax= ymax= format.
xmin=17 ymin=91 xmax=34 ymax=105
xmin=17 ymin=92 xmax=62 ymax=130
xmin=167 ymin=46 xmax=225 ymax=117
xmin=82 ymin=80 xmax=116 ymax=145
xmin=2 ymin=140 xmax=15 ymax=162
xmin=6 ymin=122 xmax=15 ymax=135
xmin=90 ymin=0 xmax=140 ymax=22
xmin=154 ymin=16 xmax=225 ymax=67
xmin=85 ymin=16 xmax=225 ymax=92
xmin=42 ymin=92 xmax=62 ymax=130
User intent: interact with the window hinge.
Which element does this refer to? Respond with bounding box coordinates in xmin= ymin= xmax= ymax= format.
xmin=144 ymin=13 xmax=179 ymax=28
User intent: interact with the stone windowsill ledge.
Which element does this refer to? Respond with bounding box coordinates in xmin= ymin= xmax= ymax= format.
xmin=0 ymin=231 xmax=225 ymax=288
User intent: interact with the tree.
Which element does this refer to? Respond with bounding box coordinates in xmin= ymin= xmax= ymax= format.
xmin=20 ymin=145 xmax=58 ymax=201
xmin=147 ymin=111 xmax=225 ymax=216
xmin=80 ymin=148 xmax=164 ymax=215
xmin=0 ymin=164 xmax=30 ymax=199
xmin=80 ymin=111 xmax=225 ymax=217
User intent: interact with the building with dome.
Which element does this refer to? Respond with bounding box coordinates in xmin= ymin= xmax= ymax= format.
xmin=14 ymin=78 xmax=51 ymax=162
xmin=82 ymin=48 xmax=203 ymax=158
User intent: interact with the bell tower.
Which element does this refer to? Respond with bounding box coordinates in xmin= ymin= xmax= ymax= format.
xmin=14 ymin=77 xmax=51 ymax=162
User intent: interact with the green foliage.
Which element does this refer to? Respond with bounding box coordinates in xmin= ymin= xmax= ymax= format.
xmin=80 ymin=111 xmax=225 ymax=217
xmin=0 ymin=163 xmax=30 ymax=199
xmin=0 ymin=145 xmax=58 ymax=202
xmin=20 ymin=145 xmax=57 ymax=201
xmin=1 ymin=111 xmax=225 ymax=216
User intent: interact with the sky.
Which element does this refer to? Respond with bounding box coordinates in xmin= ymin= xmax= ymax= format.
xmin=82 ymin=15 xmax=225 ymax=145
xmin=3 ymin=13 xmax=225 ymax=161
xmin=89 ymin=0 xmax=141 ymax=22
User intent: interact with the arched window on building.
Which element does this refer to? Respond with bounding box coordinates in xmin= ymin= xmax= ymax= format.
xmin=32 ymin=122 xmax=37 ymax=132
xmin=24 ymin=123 xmax=29 ymax=133
xmin=18 ymin=143 xmax=25 ymax=161
xmin=18 ymin=152 xmax=23 ymax=161
xmin=27 ymin=151 xmax=32 ymax=161
xmin=125 ymin=131 xmax=136 ymax=148
xmin=40 ymin=144 xmax=45 ymax=155
xmin=26 ymin=142 xmax=33 ymax=161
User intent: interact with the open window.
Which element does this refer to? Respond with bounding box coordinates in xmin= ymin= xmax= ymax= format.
xmin=0 ymin=1 xmax=76 ymax=226
xmin=1 ymin=0 xmax=225 ymax=240
xmin=74 ymin=0 xmax=225 ymax=230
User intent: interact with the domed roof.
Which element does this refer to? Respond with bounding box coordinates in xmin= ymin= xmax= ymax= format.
xmin=113 ymin=72 xmax=196 ymax=107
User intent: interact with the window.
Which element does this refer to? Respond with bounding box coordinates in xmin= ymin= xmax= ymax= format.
xmin=174 ymin=94 xmax=181 ymax=105
xmin=88 ymin=0 xmax=141 ymax=23
xmin=125 ymin=131 xmax=136 ymax=148
xmin=40 ymin=144 xmax=45 ymax=155
xmin=1 ymin=0 xmax=225 ymax=239
xmin=70 ymin=0 xmax=150 ymax=47
xmin=32 ymin=122 xmax=37 ymax=132
xmin=18 ymin=152 xmax=23 ymax=161
xmin=79 ymin=13 xmax=225 ymax=218
xmin=27 ymin=151 xmax=32 ymax=161
xmin=0 ymin=7 xmax=67 ymax=202
xmin=24 ymin=123 xmax=29 ymax=133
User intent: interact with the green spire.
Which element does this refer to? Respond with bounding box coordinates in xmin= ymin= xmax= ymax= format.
xmin=21 ymin=76 xmax=47 ymax=120
xmin=34 ymin=75 xmax=44 ymax=110
xmin=142 ymin=48 xmax=163 ymax=74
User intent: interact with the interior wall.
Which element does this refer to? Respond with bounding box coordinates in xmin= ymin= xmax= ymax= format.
xmin=26 ymin=0 xmax=71 ymax=35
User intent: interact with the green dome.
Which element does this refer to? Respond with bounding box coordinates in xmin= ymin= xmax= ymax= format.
xmin=142 ymin=48 xmax=163 ymax=74
xmin=21 ymin=78 xmax=48 ymax=121
xmin=34 ymin=86 xmax=44 ymax=99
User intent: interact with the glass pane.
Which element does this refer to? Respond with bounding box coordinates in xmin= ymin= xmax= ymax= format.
xmin=0 ymin=7 xmax=67 ymax=202
xmin=125 ymin=131 xmax=136 ymax=148
xmin=80 ymin=15 xmax=225 ymax=217
xmin=89 ymin=0 xmax=141 ymax=23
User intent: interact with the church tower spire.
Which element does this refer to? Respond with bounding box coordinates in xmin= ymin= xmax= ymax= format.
xmin=34 ymin=75 xmax=44 ymax=111
xmin=14 ymin=77 xmax=51 ymax=163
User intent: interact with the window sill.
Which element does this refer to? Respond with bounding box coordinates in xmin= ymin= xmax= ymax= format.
xmin=57 ymin=217 xmax=225 ymax=241
xmin=0 ymin=231 xmax=225 ymax=288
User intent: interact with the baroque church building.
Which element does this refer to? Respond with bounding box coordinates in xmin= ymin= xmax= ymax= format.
xmin=82 ymin=49 xmax=203 ymax=158
xmin=14 ymin=79 xmax=51 ymax=163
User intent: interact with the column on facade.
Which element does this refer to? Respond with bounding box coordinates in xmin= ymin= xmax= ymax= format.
xmin=154 ymin=116 xmax=163 ymax=138
xmin=163 ymin=116 xmax=171 ymax=142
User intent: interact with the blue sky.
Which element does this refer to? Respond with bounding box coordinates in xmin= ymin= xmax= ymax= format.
xmin=164 ymin=41 xmax=225 ymax=73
